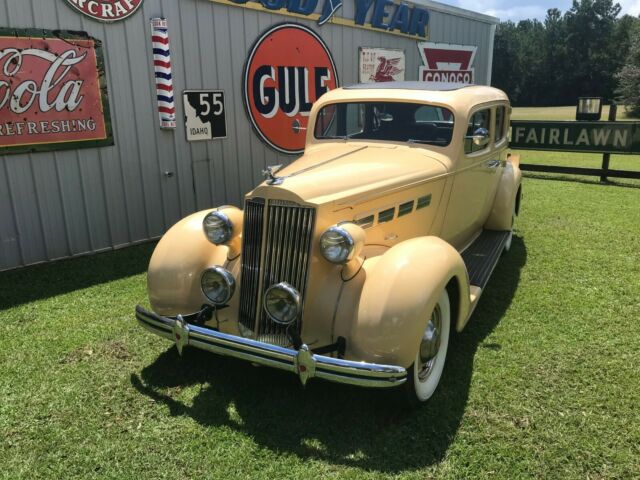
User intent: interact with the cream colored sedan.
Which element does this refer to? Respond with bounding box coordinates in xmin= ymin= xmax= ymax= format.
xmin=135 ymin=82 xmax=522 ymax=405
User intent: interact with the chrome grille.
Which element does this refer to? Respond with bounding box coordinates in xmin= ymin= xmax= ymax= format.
xmin=238 ymin=198 xmax=316 ymax=345
xmin=238 ymin=198 xmax=265 ymax=332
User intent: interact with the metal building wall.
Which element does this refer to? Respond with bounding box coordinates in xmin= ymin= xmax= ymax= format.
xmin=0 ymin=0 xmax=497 ymax=270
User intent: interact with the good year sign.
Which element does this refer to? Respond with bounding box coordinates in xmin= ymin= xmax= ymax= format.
xmin=0 ymin=29 xmax=113 ymax=155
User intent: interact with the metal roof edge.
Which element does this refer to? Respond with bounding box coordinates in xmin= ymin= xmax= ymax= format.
xmin=410 ymin=0 xmax=500 ymax=25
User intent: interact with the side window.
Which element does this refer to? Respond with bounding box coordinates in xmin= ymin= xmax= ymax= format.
xmin=495 ymin=106 xmax=506 ymax=143
xmin=464 ymin=109 xmax=491 ymax=154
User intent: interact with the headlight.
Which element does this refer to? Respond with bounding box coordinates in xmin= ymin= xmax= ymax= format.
xmin=201 ymin=266 xmax=235 ymax=305
xmin=203 ymin=211 xmax=232 ymax=245
xmin=320 ymin=226 xmax=355 ymax=264
xmin=263 ymin=282 xmax=301 ymax=325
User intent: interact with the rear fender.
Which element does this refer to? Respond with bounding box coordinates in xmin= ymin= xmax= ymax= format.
xmin=484 ymin=158 xmax=522 ymax=231
xmin=348 ymin=236 xmax=471 ymax=368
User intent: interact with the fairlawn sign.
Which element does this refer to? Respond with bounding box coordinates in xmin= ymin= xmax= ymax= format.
xmin=418 ymin=42 xmax=477 ymax=86
xmin=510 ymin=121 xmax=640 ymax=154
xmin=0 ymin=29 xmax=113 ymax=155
xmin=64 ymin=0 xmax=144 ymax=22
xmin=244 ymin=23 xmax=338 ymax=154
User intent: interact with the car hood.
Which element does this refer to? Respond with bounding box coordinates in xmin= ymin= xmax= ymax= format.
xmin=250 ymin=143 xmax=450 ymax=207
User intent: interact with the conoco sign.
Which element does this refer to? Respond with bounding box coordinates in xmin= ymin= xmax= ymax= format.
xmin=0 ymin=29 xmax=113 ymax=155
xmin=243 ymin=23 xmax=338 ymax=154
xmin=64 ymin=0 xmax=143 ymax=22
xmin=418 ymin=42 xmax=477 ymax=87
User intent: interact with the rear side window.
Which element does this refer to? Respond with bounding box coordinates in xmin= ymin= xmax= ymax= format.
xmin=495 ymin=106 xmax=506 ymax=142
xmin=464 ymin=109 xmax=491 ymax=154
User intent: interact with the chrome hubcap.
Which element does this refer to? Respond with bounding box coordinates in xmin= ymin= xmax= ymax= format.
xmin=418 ymin=304 xmax=442 ymax=381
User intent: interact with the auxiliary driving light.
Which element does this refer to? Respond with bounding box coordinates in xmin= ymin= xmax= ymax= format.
xmin=201 ymin=266 xmax=235 ymax=305
xmin=263 ymin=282 xmax=301 ymax=325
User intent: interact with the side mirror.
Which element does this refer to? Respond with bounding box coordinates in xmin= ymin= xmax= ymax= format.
xmin=466 ymin=127 xmax=490 ymax=147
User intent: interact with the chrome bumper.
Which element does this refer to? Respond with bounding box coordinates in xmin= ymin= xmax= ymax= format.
xmin=135 ymin=305 xmax=407 ymax=388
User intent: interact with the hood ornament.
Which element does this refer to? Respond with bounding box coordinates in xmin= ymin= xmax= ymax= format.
xmin=262 ymin=164 xmax=284 ymax=185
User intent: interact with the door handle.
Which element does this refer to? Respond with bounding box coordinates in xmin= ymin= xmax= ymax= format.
xmin=485 ymin=159 xmax=501 ymax=169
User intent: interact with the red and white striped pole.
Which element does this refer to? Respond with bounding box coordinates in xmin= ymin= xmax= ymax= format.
xmin=150 ymin=17 xmax=176 ymax=129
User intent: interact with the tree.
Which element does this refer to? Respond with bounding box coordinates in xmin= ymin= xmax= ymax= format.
xmin=491 ymin=1 xmax=638 ymax=106
xmin=563 ymin=0 xmax=622 ymax=102
xmin=616 ymin=24 xmax=640 ymax=116
xmin=491 ymin=22 xmax=522 ymax=103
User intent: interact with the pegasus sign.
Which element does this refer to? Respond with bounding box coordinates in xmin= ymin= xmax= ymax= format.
xmin=418 ymin=42 xmax=478 ymax=87
xmin=359 ymin=47 xmax=405 ymax=83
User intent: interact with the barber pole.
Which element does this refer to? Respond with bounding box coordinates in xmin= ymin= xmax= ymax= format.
xmin=151 ymin=18 xmax=176 ymax=129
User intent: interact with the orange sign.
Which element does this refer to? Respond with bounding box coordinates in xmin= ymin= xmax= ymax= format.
xmin=0 ymin=30 xmax=112 ymax=154
xmin=243 ymin=24 xmax=338 ymax=154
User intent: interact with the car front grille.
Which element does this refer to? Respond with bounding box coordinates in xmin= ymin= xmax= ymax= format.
xmin=238 ymin=198 xmax=316 ymax=345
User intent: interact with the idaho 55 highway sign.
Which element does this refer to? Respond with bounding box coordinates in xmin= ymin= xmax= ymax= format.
xmin=183 ymin=90 xmax=227 ymax=142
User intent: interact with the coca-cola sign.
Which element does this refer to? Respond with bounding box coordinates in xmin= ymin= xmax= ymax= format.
xmin=0 ymin=29 xmax=113 ymax=155
xmin=64 ymin=0 xmax=144 ymax=23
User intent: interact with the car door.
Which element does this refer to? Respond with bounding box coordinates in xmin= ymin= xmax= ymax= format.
xmin=440 ymin=106 xmax=495 ymax=250
xmin=478 ymin=104 xmax=509 ymax=223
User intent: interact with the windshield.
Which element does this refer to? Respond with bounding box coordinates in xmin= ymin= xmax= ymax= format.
xmin=314 ymin=101 xmax=455 ymax=146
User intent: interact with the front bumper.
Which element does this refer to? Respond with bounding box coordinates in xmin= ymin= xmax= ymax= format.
xmin=135 ymin=305 xmax=407 ymax=388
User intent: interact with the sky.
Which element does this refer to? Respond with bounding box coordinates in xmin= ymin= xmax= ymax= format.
xmin=444 ymin=0 xmax=640 ymax=21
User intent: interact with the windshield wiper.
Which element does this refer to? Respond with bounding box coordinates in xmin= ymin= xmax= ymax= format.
xmin=320 ymin=135 xmax=348 ymax=140
xmin=407 ymin=138 xmax=448 ymax=145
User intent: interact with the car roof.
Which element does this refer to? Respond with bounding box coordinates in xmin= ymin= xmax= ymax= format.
xmin=344 ymin=81 xmax=471 ymax=91
xmin=317 ymin=83 xmax=509 ymax=114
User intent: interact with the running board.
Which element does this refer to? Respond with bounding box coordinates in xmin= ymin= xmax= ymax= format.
xmin=461 ymin=230 xmax=510 ymax=291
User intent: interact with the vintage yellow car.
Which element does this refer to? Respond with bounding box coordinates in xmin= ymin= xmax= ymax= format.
xmin=135 ymin=82 xmax=522 ymax=405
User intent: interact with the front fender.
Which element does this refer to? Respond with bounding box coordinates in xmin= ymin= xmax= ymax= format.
xmin=148 ymin=210 xmax=230 ymax=316
xmin=349 ymin=237 xmax=470 ymax=368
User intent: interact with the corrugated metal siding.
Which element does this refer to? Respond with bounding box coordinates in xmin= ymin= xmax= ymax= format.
xmin=0 ymin=0 xmax=496 ymax=270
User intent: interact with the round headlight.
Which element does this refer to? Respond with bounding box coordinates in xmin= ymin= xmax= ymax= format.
xmin=319 ymin=226 xmax=354 ymax=264
xmin=201 ymin=266 xmax=235 ymax=305
xmin=203 ymin=211 xmax=232 ymax=245
xmin=263 ymin=282 xmax=301 ymax=325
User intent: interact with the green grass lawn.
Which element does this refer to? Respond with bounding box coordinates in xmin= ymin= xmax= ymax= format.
xmin=1 ymin=174 xmax=639 ymax=479
xmin=511 ymin=106 xmax=640 ymax=187
xmin=2 ymin=104 xmax=640 ymax=478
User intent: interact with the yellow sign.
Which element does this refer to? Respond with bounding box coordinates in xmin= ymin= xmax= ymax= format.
xmin=209 ymin=0 xmax=430 ymax=40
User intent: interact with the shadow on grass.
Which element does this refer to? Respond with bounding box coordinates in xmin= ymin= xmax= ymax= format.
xmin=0 ymin=242 xmax=155 ymax=310
xmin=522 ymin=172 xmax=640 ymax=189
xmin=131 ymin=236 xmax=527 ymax=473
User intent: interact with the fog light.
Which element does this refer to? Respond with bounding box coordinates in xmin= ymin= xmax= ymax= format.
xmin=264 ymin=282 xmax=301 ymax=325
xmin=201 ymin=266 xmax=235 ymax=305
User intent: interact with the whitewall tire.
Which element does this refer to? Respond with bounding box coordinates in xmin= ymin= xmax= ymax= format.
xmin=405 ymin=289 xmax=451 ymax=405
xmin=503 ymin=213 xmax=515 ymax=253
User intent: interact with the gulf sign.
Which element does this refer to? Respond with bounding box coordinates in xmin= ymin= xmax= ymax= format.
xmin=64 ymin=0 xmax=144 ymax=22
xmin=244 ymin=24 xmax=338 ymax=154
xmin=0 ymin=29 xmax=113 ymax=155
xmin=418 ymin=42 xmax=477 ymax=86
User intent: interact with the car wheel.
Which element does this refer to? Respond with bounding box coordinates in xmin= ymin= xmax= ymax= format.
xmin=404 ymin=289 xmax=451 ymax=406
